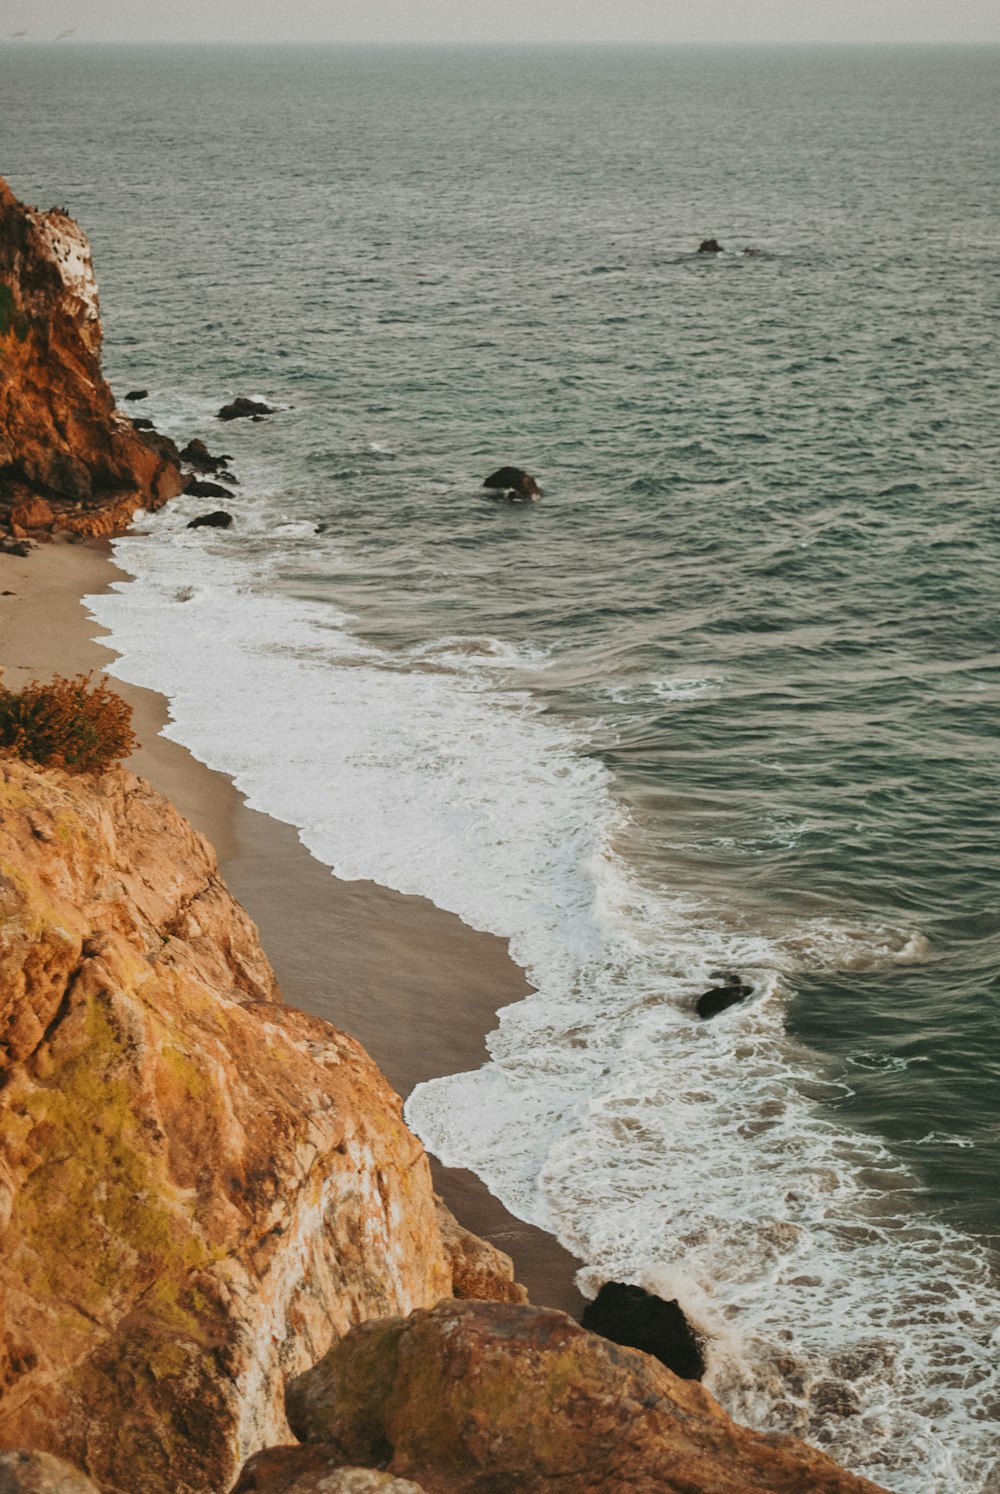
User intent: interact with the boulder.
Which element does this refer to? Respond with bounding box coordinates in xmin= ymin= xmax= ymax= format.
xmin=218 ymin=397 xmax=274 ymax=421
xmin=0 ymin=759 xmax=454 ymax=1494
xmin=136 ymin=426 xmax=182 ymax=466
xmin=482 ymin=467 xmax=541 ymax=501
xmin=696 ymin=971 xmax=753 ymax=1019
xmin=0 ymin=539 xmax=33 ymax=557
xmin=434 ymin=1197 xmax=528 ymax=1304
xmin=187 ymin=510 xmax=234 ymax=529
xmin=123 ymin=388 xmax=148 ymax=401
xmin=130 ymin=416 xmax=154 ymax=431
xmin=0 ymin=1451 xmax=102 ymax=1494
xmin=179 ymin=437 xmax=233 ymax=473
xmin=183 ymin=477 xmax=234 ymax=499
xmin=285 ymin=1299 xmax=889 ymax=1494
xmin=233 ymin=1449 xmax=427 ymax=1494
xmin=698 ymin=238 xmax=723 ymax=254
xmin=580 ymin=1281 xmax=704 ymax=1379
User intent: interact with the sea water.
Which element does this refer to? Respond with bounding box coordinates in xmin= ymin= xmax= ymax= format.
xmin=3 ymin=43 xmax=999 ymax=1491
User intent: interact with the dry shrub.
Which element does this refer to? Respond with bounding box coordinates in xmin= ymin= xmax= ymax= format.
xmin=0 ymin=673 xmax=136 ymax=773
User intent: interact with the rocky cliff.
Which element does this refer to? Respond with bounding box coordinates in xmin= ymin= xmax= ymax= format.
xmin=0 ymin=758 xmax=468 ymax=1494
xmin=0 ymin=754 xmax=889 ymax=1494
xmin=0 ymin=178 xmax=182 ymax=538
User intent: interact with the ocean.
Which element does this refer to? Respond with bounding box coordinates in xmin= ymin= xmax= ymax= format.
xmin=3 ymin=41 xmax=999 ymax=1492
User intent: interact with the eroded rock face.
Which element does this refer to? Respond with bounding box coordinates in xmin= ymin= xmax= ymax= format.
xmin=234 ymin=1450 xmax=428 ymax=1494
xmin=285 ymin=1300 xmax=889 ymax=1494
xmin=0 ymin=176 xmax=183 ymax=534
xmin=0 ymin=759 xmax=453 ymax=1494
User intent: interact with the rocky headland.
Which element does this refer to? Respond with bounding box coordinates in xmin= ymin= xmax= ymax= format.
xmin=0 ymin=178 xmax=183 ymax=542
xmin=0 ymin=179 xmax=890 ymax=1494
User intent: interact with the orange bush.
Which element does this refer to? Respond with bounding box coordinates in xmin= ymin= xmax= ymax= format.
xmin=0 ymin=673 xmax=136 ymax=773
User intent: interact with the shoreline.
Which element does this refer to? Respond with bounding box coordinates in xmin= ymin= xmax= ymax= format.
xmin=0 ymin=537 xmax=585 ymax=1316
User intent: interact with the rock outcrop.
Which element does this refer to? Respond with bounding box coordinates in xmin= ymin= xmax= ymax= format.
xmin=282 ymin=1300 xmax=888 ymax=1494
xmin=481 ymin=467 xmax=541 ymax=501
xmin=0 ymin=758 xmax=462 ymax=1494
xmin=0 ymin=177 xmax=183 ymax=537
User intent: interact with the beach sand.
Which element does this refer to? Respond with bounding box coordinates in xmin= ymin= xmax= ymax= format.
xmin=0 ymin=538 xmax=585 ymax=1315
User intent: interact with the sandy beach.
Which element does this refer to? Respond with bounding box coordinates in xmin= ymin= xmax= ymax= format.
xmin=0 ymin=537 xmax=584 ymax=1315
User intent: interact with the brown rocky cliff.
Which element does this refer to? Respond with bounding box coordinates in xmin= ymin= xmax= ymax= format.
xmin=0 ymin=758 xmax=472 ymax=1494
xmin=0 ymin=177 xmax=183 ymax=536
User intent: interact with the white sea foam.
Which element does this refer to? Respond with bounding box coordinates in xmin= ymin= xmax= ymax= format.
xmin=87 ymin=501 xmax=1000 ymax=1494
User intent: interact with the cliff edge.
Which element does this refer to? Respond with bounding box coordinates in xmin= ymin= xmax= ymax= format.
xmin=0 ymin=178 xmax=182 ymax=538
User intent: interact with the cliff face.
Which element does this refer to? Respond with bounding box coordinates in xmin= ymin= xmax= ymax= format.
xmin=0 ymin=178 xmax=183 ymax=536
xmin=0 ymin=759 xmax=457 ymax=1494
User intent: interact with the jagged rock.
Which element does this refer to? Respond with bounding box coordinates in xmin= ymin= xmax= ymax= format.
xmin=7 ymin=497 xmax=53 ymax=531
xmin=130 ymin=416 xmax=154 ymax=431
xmin=581 ymin=1281 xmax=705 ymax=1379
xmin=187 ymin=510 xmax=234 ymax=529
xmin=0 ymin=759 xmax=455 ymax=1494
xmin=0 ymin=177 xmax=183 ymax=528
xmin=233 ymin=1449 xmax=427 ymax=1494
xmin=179 ymin=437 xmax=233 ymax=473
xmin=698 ymin=238 xmax=723 ymax=253
xmin=218 ymin=397 xmax=274 ymax=421
xmin=0 ymin=1451 xmax=103 ymax=1494
xmin=123 ymin=388 xmax=148 ymax=401
xmin=434 ymin=1196 xmax=528 ymax=1304
xmin=696 ymin=971 xmax=753 ymax=1019
xmin=183 ymin=477 xmax=234 ymax=499
xmin=0 ymin=539 xmax=33 ymax=556
xmin=482 ymin=466 xmax=541 ymax=501
xmin=285 ymin=1299 xmax=888 ymax=1494
xmin=137 ymin=426 xmax=182 ymax=466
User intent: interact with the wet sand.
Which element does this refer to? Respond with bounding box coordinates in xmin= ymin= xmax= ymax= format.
xmin=0 ymin=538 xmax=585 ymax=1315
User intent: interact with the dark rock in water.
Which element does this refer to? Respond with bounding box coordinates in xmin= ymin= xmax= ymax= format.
xmin=123 ymin=388 xmax=148 ymax=401
xmin=180 ymin=437 xmax=233 ymax=473
xmin=218 ymin=397 xmax=274 ymax=421
xmin=482 ymin=466 xmax=542 ymax=501
xmin=696 ymin=971 xmax=753 ymax=1020
xmin=130 ymin=416 xmax=154 ymax=431
xmin=186 ymin=510 xmax=233 ymax=530
xmin=216 ymin=469 xmax=239 ymax=483
xmin=183 ymin=476 xmax=234 ymax=499
xmin=698 ymin=239 xmax=723 ymax=254
xmin=136 ymin=427 xmax=182 ymax=466
xmin=582 ymin=1281 xmax=705 ymax=1380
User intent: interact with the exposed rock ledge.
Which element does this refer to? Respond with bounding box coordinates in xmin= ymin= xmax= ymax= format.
xmin=0 ymin=177 xmax=183 ymax=537
xmin=0 ymin=756 xmax=889 ymax=1494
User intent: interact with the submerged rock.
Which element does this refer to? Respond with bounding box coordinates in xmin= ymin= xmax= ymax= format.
xmin=123 ymin=388 xmax=148 ymax=401
xmin=698 ymin=238 xmax=723 ymax=254
xmin=581 ymin=1280 xmax=705 ymax=1379
xmin=285 ymin=1298 xmax=888 ymax=1494
xmin=183 ymin=476 xmax=234 ymax=499
xmin=187 ymin=509 xmax=233 ymax=529
xmin=696 ymin=970 xmax=754 ymax=1019
xmin=218 ymin=396 xmax=274 ymax=421
xmin=482 ymin=466 xmax=541 ymax=501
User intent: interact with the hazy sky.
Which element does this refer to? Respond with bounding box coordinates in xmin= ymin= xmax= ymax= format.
xmin=2 ymin=0 xmax=998 ymax=46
